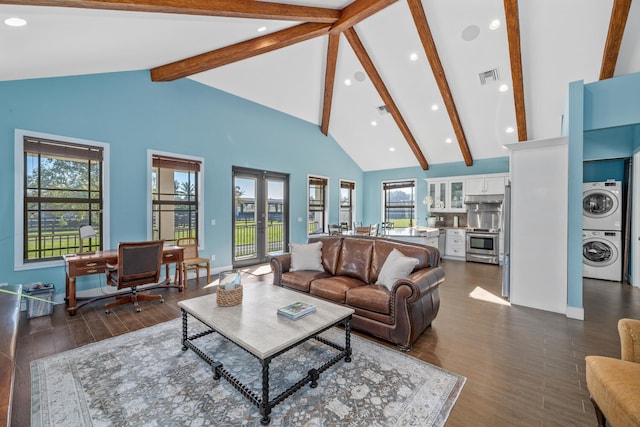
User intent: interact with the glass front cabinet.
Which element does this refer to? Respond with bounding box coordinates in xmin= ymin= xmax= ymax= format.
xmin=427 ymin=181 xmax=448 ymax=211
xmin=426 ymin=178 xmax=465 ymax=213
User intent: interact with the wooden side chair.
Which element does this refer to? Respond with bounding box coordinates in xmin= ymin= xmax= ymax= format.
xmin=328 ymin=224 xmax=342 ymax=235
xmin=176 ymin=237 xmax=210 ymax=286
xmin=104 ymin=240 xmax=164 ymax=313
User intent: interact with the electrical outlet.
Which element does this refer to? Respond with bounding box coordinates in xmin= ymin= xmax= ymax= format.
xmin=211 ymin=255 xmax=216 ymax=261
xmin=211 ymin=219 xmax=216 ymax=226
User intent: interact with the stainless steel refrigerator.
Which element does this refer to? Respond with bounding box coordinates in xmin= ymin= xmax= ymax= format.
xmin=501 ymin=182 xmax=511 ymax=298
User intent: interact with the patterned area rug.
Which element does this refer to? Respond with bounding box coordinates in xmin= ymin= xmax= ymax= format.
xmin=31 ymin=319 xmax=465 ymax=426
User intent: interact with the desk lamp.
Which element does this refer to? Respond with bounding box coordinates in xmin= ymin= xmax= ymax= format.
xmin=79 ymin=225 xmax=97 ymax=253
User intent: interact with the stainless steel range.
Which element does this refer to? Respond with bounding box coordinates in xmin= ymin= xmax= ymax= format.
xmin=464 ymin=194 xmax=503 ymax=264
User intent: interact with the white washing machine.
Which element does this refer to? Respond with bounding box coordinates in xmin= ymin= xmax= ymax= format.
xmin=583 ymin=230 xmax=622 ymax=281
xmin=583 ymin=181 xmax=622 ymax=231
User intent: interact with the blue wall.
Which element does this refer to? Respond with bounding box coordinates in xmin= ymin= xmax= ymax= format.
xmin=0 ymin=71 xmax=363 ymax=293
xmin=362 ymin=157 xmax=509 ymax=226
xmin=583 ymin=159 xmax=626 ymax=182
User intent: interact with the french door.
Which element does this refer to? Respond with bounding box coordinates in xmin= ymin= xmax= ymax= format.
xmin=232 ymin=167 xmax=289 ymax=267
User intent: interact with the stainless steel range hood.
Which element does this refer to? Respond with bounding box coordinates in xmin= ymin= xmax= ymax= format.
xmin=463 ymin=194 xmax=504 ymax=204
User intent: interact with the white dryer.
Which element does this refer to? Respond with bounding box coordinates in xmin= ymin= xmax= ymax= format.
xmin=583 ymin=181 xmax=622 ymax=231
xmin=583 ymin=230 xmax=622 ymax=281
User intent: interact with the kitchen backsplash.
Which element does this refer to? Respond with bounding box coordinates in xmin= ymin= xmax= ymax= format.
xmin=434 ymin=213 xmax=467 ymax=228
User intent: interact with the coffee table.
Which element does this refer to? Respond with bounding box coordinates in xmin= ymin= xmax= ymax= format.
xmin=178 ymin=284 xmax=354 ymax=425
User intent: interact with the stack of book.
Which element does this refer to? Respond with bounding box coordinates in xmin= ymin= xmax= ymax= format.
xmin=277 ymin=301 xmax=316 ymax=320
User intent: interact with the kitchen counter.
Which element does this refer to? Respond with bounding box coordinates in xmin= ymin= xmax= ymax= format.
xmin=381 ymin=227 xmax=440 ymax=248
xmin=383 ymin=227 xmax=440 ymax=238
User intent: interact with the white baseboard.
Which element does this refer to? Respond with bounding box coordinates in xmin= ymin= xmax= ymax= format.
xmin=565 ymin=306 xmax=584 ymax=320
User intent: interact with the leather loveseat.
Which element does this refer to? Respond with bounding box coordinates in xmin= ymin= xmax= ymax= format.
xmin=270 ymin=236 xmax=445 ymax=350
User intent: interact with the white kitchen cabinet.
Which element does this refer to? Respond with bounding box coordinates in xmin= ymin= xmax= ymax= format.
xmin=427 ymin=181 xmax=447 ymax=211
xmin=448 ymin=180 xmax=465 ymax=211
xmin=426 ymin=179 xmax=465 ymax=212
xmin=465 ymin=174 xmax=508 ymax=196
xmin=444 ymin=229 xmax=465 ymax=259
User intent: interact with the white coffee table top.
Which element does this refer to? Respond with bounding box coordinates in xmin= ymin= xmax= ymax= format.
xmin=178 ymin=284 xmax=354 ymax=359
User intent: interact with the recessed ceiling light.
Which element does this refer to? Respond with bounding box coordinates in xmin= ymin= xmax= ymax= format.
xmin=389 ymin=147 xmax=395 ymax=152
xmin=4 ymin=17 xmax=27 ymax=27
xmin=446 ymin=138 xmax=453 ymax=144
xmin=506 ymin=127 xmax=515 ymax=134
xmin=499 ymin=84 xmax=509 ymax=92
xmin=371 ymin=121 xmax=377 ymax=127
xmin=409 ymin=53 xmax=419 ymax=61
xmin=431 ymin=104 xmax=439 ymax=111
xmin=257 ymin=26 xmax=267 ymax=32
xmin=344 ymin=79 xmax=352 ymax=86
xmin=489 ymin=19 xmax=501 ymax=30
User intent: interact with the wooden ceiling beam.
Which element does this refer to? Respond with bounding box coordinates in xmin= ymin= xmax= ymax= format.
xmin=344 ymin=27 xmax=429 ymax=170
xmin=321 ymin=34 xmax=340 ymax=136
xmin=150 ymin=23 xmax=331 ymax=82
xmin=600 ymin=0 xmax=632 ymax=80
xmin=406 ymin=0 xmax=473 ymax=166
xmin=330 ymin=0 xmax=398 ymax=35
xmin=503 ymin=0 xmax=527 ymax=142
xmin=0 ymin=0 xmax=340 ymax=22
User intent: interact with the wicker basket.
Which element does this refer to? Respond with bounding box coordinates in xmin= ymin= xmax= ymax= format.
xmin=217 ymin=284 xmax=243 ymax=307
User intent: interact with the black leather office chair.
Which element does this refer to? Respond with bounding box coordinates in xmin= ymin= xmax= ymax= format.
xmin=104 ymin=240 xmax=164 ymax=313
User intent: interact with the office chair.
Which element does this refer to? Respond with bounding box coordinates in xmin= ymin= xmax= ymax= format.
xmin=104 ymin=240 xmax=164 ymax=313
xmin=175 ymin=237 xmax=210 ymax=286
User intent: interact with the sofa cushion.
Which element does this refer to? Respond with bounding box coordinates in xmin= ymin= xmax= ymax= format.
xmin=309 ymin=236 xmax=343 ymax=275
xmin=290 ymin=241 xmax=324 ymax=272
xmin=310 ymin=276 xmax=366 ymax=304
xmin=346 ymin=284 xmax=391 ymax=315
xmin=282 ymin=271 xmax=331 ymax=292
xmin=335 ymin=238 xmax=374 ymax=283
xmin=375 ymin=248 xmax=419 ymax=290
xmin=371 ymin=239 xmax=435 ymax=283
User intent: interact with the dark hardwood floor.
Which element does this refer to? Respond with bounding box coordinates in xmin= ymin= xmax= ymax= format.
xmin=11 ymin=260 xmax=640 ymax=426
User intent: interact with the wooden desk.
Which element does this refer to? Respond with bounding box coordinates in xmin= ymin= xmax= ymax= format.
xmin=63 ymin=246 xmax=184 ymax=316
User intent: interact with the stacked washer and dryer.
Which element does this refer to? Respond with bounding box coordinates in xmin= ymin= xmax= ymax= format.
xmin=582 ymin=181 xmax=623 ymax=282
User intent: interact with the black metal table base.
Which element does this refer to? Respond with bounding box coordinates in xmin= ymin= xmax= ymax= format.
xmin=181 ymin=309 xmax=352 ymax=425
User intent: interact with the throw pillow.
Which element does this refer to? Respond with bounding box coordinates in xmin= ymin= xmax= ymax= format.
xmin=290 ymin=241 xmax=324 ymax=272
xmin=375 ymin=248 xmax=419 ymax=290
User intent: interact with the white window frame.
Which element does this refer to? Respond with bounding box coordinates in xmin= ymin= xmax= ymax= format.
xmin=339 ymin=179 xmax=356 ymax=229
xmin=147 ymin=149 xmax=205 ymax=248
xmin=381 ymin=178 xmax=417 ymax=228
xmin=14 ymin=129 xmax=111 ymax=271
xmin=307 ymin=174 xmax=329 ymax=236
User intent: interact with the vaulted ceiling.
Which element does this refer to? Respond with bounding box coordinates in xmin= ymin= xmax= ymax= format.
xmin=1 ymin=1 xmax=639 ymax=171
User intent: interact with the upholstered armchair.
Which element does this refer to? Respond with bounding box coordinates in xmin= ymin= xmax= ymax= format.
xmin=585 ymin=318 xmax=640 ymax=427
xmin=104 ymin=240 xmax=164 ymax=313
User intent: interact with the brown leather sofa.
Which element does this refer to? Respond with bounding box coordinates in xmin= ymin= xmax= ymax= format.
xmin=270 ymin=236 xmax=445 ymax=350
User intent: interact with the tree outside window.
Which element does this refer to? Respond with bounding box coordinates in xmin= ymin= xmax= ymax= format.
xmin=23 ymin=137 xmax=104 ymax=261
xmin=152 ymin=155 xmax=201 ymax=245
xmin=383 ymin=180 xmax=416 ymax=228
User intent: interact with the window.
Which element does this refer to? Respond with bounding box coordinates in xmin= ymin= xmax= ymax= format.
xmin=151 ymin=153 xmax=202 ymax=245
xmin=340 ymin=180 xmax=355 ymax=229
xmin=16 ymin=131 xmax=109 ymax=267
xmin=383 ymin=180 xmax=416 ymax=228
xmin=308 ymin=176 xmax=328 ymax=234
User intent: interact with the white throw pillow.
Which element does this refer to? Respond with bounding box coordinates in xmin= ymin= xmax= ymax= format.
xmin=376 ymin=248 xmax=419 ymax=290
xmin=290 ymin=241 xmax=324 ymax=272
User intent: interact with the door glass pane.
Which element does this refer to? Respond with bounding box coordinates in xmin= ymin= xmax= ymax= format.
xmin=234 ymin=177 xmax=256 ymax=261
xmin=451 ymin=181 xmax=463 ymax=209
xmin=267 ymin=179 xmax=285 ymax=254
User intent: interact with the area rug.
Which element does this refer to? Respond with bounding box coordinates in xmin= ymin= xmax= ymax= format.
xmin=31 ymin=319 xmax=465 ymax=426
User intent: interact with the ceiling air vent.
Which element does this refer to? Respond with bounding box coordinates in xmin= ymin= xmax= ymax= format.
xmin=479 ymin=68 xmax=500 ymax=85
xmin=377 ymin=105 xmax=390 ymax=115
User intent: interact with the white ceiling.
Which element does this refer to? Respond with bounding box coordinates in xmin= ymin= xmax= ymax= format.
xmin=1 ymin=1 xmax=639 ymax=171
